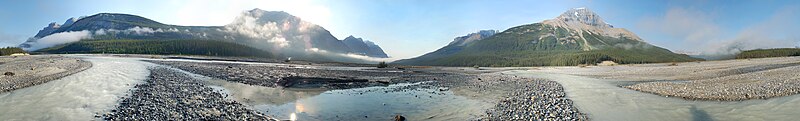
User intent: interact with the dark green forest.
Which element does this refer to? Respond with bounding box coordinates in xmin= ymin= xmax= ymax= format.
xmin=0 ymin=47 xmax=27 ymax=56
xmin=736 ymin=48 xmax=800 ymax=59
xmin=38 ymin=39 xmax=272 ymax=58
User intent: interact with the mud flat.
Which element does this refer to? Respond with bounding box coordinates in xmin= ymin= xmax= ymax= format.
xmin=0 ymin=55 xmax=92 ymax=93
xmin=533 ymin=57 xmax=800 ymax=101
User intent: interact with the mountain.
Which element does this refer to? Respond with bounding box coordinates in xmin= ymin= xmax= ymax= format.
xmin=19 ymin=8 xmax=390 ymax=62
xmin=342 ymin=36 xmax=389 ymax=58
xmin=392 ymin=30 xmax=497 ymax=64
xmin=394 ymin=8 xmax=701 ymax=66
xmin=31 ymin=17 xmax=80 ymax=38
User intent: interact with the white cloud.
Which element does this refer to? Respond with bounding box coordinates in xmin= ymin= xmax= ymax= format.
xmin=638 ymin=8 xmax=721 ymax=45
xmin=223 ymin=11 xmax=290 ymax=48
xmin=304 ymin=47 xmax=396 ymax=63
xmin=23 ymin=30 xmax=92 ymax=50
xmin=638 ymin=7 xmax=800 ymax=56
xmin=22 ymin=26 xmax=181 ymax=51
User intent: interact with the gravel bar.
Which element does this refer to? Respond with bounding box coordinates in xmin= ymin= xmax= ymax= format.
xmin=101 ymin=67 xmax=276 ymax=120
xmin=476 ymin=75 xmax=588 ymax=121
xmin=0 ymin=55 xmax=92 ymax=93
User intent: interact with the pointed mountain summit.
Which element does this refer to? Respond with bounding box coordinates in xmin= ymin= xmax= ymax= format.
xmin=394 ymin=8 xmax=700 ymax=66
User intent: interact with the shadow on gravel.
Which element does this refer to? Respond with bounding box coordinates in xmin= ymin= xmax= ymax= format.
xmin=690 ymin=105 xmax=714 ymax=121
xmin=277 ymin=76 xmax=375 ymax=88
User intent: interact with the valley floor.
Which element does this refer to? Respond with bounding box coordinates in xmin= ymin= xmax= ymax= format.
xmin=0 ymin=54 xmax=586 ymax=121
xmin=3 ymin=54 xmax=800 ymax=120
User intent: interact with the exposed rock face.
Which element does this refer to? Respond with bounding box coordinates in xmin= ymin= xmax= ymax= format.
xmin=448 ymin=30 xmax=498 ymax=46
xmin=392 ymin=30 xmax=498 ymax=64
xmin=224 ymin=9 xmax=352 ymax=54
xmin=364 ymin=41 xmax=389 ymax=58
xmin=555 ymin=7 xmax=611 ymax=28
xmin=542 ymin=7 xmax=643 ymax=43
xmin=33 ymin=23 xmax=61 ymax=38
xmin=62 ymin=17 xmax=79 ymax=28
xmin=342 ymin=36 xmax=389 ymax=58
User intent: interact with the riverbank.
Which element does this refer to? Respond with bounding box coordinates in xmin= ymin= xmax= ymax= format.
xmin=0 ymin=55 xmax=92 ymax=93
xmin=533 ymin=57 xmax=800 ymax=101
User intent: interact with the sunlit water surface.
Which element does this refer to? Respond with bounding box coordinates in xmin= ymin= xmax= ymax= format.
xmin=205 ymin=79 xmax=493 ymax=121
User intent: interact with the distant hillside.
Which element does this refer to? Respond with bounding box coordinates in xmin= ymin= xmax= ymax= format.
xmin=394 ymin=8 xmax=701 ymax=66
xmin=37 ymin=39 xmax=272 ymax=58
xmin=736 ymin=48 xmax=800 ymax=59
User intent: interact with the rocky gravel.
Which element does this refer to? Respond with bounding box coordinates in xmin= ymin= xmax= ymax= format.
xmin=101 ymin=67 xmax=277 ymax=120
xmin=0 ymin=55 xmax=91 ymax=93
xmin=474 ymin=75 xmax=588 ymax=121
xmin=625 ymin=65 xmax=800 ymax=101
xmin=533 ymin=57 xmax=800 ymax=101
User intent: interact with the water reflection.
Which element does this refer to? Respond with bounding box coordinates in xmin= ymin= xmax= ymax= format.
xmin=205 ymin=79 xmax=325 ymax=105
xmin=690 ymin=105 xmax=713 ymax=121
xmin=207 ymin=80 xmax=493 ymax=121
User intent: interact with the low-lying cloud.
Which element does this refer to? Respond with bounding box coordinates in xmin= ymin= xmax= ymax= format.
xmin=223 ymin=10 xmax=291 ymax=49
xmin=23 ymin=30 xmax=92 ymax=51
xmin=638 ymin=7 xmax=800 ymax=58
xmin=21 ymin=26 xmax=187 ymax=51
xmin=303 ymin=47 xmax=395 ymax=64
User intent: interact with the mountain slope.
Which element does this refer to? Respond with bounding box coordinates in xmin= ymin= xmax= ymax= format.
xmin=342 ymin=36 xmax=389 ymax=58
xmin=20 ymin=9 xmax=390 ymax=62
xmin=393 ymin=30 xmax=497 ymax=64
xmin=735 ymin=48 xmax=800 ymax=59
xmin=38 ymin=39 xmax=273 ymax=58
xmin=394 ymin=8 xmax=701 ymax=66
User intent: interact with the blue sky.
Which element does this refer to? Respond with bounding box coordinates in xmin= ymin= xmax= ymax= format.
xmin=1 ymin=0 xmax=799 ymax=59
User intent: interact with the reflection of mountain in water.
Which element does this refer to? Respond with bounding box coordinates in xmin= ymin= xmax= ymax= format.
xmin=206 ymin=79 xmax=325 ymax=106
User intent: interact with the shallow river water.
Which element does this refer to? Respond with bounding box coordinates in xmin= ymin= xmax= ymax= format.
xmin=0 ymin=56 xmax=151 ymax=120
xmin=506 ymin=70 xmax=800 ymax=121
xmin=204 ymin=79 xmax=493 ymax=121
